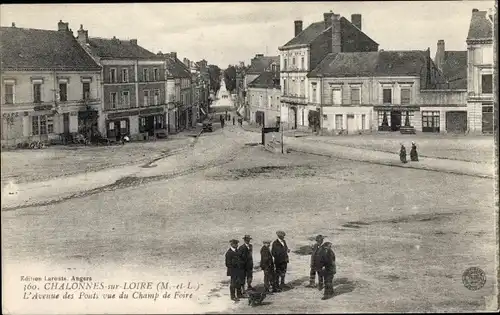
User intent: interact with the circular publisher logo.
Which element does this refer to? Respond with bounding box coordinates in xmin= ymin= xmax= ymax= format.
xmin=462 ymin=267 xmax=486 ymax=291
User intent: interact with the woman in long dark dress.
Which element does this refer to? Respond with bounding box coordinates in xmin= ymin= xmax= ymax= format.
xmin=410 ymin=141 xmax=419 ymax=161
xmin=400 ymin=143 xmax=407 ymax=163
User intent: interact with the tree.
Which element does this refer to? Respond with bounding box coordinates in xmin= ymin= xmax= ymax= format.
xmin=224 ymin=65 xmax=237 ymax=93
xmin=208 ymin=65 xmax=221 ymax=94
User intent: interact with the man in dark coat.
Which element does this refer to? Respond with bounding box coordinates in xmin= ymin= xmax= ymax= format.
xmin=271 ymin=230 xmax=290 ymax=291
xmin=238 ymin=235 xmax=254 ymax=291
xmin=225 ymin=239 xmax=244 ymax=301
xmin=410 ymin=141 xmax=419 ymax=161
xmin=260 ymin=240 xmax=277 ymax=293
xmin=306 ymin=235 xmax=325 ymax=289
xmin=400 ymin=143 xmax=407 ymax=163
xmin=319 ymin=242 xmax=336 ymax=300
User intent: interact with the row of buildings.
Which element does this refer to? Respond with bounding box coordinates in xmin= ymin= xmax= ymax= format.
xmin=242 ymin=8 xmax=494 ymax=135
xmin=0 ymin=21 xmax=211 ymax=146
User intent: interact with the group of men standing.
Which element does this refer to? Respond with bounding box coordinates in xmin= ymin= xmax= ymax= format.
xmin=224 ymin=231 xmax=336 ymax=302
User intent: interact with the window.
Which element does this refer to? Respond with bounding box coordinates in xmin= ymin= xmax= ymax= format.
xmin=284 ymin=59 xmax=287 ymax=70
xmin=292 ymin=57 xmax=296 ymax=66
xmin=271 ymin=64 xmax=277 ymax=72
xmin=422 ymin=111 xmax=440 ymax=132
xmin=361 ymin=114 xmax=366 ymax=130
xmin=110 ymin=92 xmax=117 ymax=109
xmin=402 ymin=111 xmax=414 ymax=127
xmin=143 ymin=68 xmax=149 ymax=82
xmin=482 ymin=74 xmax=492 ymax=94
xmin=122 ymin=91 xmax=130 ymax=106
xmin=378 ymin=110 xmax=390 ymax=130
xmin=4 ymin=83 xmax=14 ymax=104
xmin=351 ymin=88 xmax=360 ymax=105
xmin=332 ymin=88 xmax=342 ymax=105
xmin=33 ymin=83 xmax=42 ymax=103
xmin=482 ymin=104 xmax=493 ymax=133
xmin=154 ymin=90 xmax=160 ymax=105
xmin=143 ymin=90 xmax=150 ymax=106
xmin=259 ymin=95 xmax=263 ymax=107
xmin=121 ymin=69 xmax=129 ymax=83
xmin=82 ymin=82 xmax=90 ymax=100
xmin=335 ymin=114 xmax=343 ymax=129
xmin=301 ymin=57 xmax=305 ymax=70
xmin=312 ymin=83 xmax=317 ymax=103
xmin=110 ymin=68 xmax=117 ymax=83
xmin=283 ymin=79 xmax=287 ymax=94
xmin=383 ymin=88 xmax=392 ymax=104
xmin=58 ymin=83 xmax=67 ymax=102
xmin=401 ymin=88 xmax=411 ymax=105
xmin=300 ymin=80 xmax=305 ymax=96
xmin=154 ymin=115 xmax=164 ymax=129
xmin=154 ymin=68 xmax=159 ymax=81
xmin=31 ymin=115 xmax=53 ymax=135
xmin=109 ymin=121 xmax=115 ymax=130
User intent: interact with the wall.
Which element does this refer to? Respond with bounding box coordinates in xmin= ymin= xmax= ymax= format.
xmin=102 ymin=65 xmax=135 ymax=83
xmin=420 ymin=90 xmax=467 ymax=105
xmin=138 ymin=82 xmax=164 ymax=107
xmin=248 ymin=87 xmax=281 ymax=126
xmin=322 ymin=106 xmax=372 ymax=132
xmin=103 ymin=85 xmax=137 ymax=110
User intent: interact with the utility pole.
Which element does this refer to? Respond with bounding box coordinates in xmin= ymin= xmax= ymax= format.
xmin=281 ymin=120 xmax=284 ymax=154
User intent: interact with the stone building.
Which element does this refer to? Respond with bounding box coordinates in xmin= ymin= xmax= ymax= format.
xmin=466 ymin=8 xmax=494 ymax=134
xmin=1 ymin=21 xmax=101 ymax=146
xmin=247 ymin=71 xmax=281 ymax=127
xmin=76 ymin=25 xmax=167 ymax=141
xmin=279 ymin=11 xmax=378 ymax=130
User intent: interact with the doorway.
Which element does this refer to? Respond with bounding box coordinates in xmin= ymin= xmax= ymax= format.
xmin=390 ymin=110 xmax=401 ymax=131
xmin=63 ymin=113 xmax=70 ymax=134
xmin=347 ymin=114 xmax=356 ymax=134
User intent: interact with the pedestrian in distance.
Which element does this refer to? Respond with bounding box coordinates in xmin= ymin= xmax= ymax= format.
xmin=225 ymin=239 xmax=244 ymax=302
xmin=306 ymin=235 xmax=325 ymax=289
xmin=318 ymin=241 xmax=336 ymax=300
xmin=221 ymin=118 xmax=225 ymax=129
xmin=271 ymin=230 xmax=291 ymax=291
xmin=260 ymin=240 xmax=278 ymax=293
xmin=399 ymin=143 xmax=407 ymax=163
xmin=238 ymin=235 xmax=254 ymax=292
xmin=233 ymin=117 xmax=235 ymax=125
xmin=410 ymin=141 xmax=419 ymax=162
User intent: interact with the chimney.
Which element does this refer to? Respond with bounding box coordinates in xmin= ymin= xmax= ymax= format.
xmin=331 ymin=14 xmax=341 ymax=54
xmin=324 ymin=11 xmax=334 ymax=29
xmin=11 ymin=22 xmax=15 ymax=27
xmin=170 ymin=52 xmax=177 ymax=59
xmin=130 ymin=39 xmax=137 ymax=45
xmin=58 ymin=20 xmax=69 ymax=32
xmin=472 ymin=8 xmax=479 ymax=12
xmin=77 ymin=24 xmax=89 ymax=45
xmin=157 ymin=51 xmax=163 ymax=56
xmin=435 ymin=40 xmax=445 ymax=71
xmin=294 ymin=20 xmax=303 ymax=36
xmin=351 ymin=14 xmax=362 ymax=30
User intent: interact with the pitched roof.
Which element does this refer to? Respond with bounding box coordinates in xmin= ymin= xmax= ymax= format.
xmin=467 ymin=10 xmax=493 ymax=42
xmin=0 ymin=26 xmax=101 ymax=71
xmin=440 ymin=51 xmax=467 ymax=89
xmin=281 ymin=17 xmax=378 ymax=49
xmin=87 ymin=37 xmax=158 ymax=59
xmin=309 ymin=50 xmax=446 ymax=88
xmin=247 ymin=71 xmax=281 ymax=89
xmin=246 ymin=56 xmax=279 ymax=74
xmin=164 ymin=56 xmax=191 ymax=78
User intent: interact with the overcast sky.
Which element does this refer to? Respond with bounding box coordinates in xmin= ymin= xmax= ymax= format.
xmin=1 ymin=1 xmax=495 ymax=68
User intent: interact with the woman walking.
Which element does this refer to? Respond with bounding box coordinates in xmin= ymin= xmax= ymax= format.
xmin=410 ymin=141 xmax=419 ymax=161
xmin=400 ymin=143 xmax=407 ymax=164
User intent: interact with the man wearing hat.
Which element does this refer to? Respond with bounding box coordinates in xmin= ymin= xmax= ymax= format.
xmin=306 ymin=235 xmax=325 ymax=289
xmin=260 ymin=240 xmax=277 ymax=293
xmin=271 ymin=230 xmax=290 ymax=291
xmin=318 ymin=242 xmax=336 ymax=300
xmin=225 ymin=239 xmax=244 ymax=301
xmin=238 ymin=235 xmax=254 ymax=291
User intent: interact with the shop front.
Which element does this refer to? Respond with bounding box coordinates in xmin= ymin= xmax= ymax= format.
xmin=138 ymin=107 xmax=166 ymax=137
xmin=375 ymin=106 xmax=419 ymax=132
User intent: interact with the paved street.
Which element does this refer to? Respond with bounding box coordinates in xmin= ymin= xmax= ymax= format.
xmin=1 ymin=125 xmax=496 ymax=313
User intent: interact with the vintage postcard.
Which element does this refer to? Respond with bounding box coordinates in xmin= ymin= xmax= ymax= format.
xmin=1 ymin=1 xmax=498 ymax=314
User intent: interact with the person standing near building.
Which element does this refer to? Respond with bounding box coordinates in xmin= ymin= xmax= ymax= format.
xmin=238 ymin=235 xmax=254 ymax=291
xmin=306 ymin=235 xmax=325 ymax=289
xmin=225 ymin=239 xmax=244 ymax=301
xmin=271 ymin=230 xmax=290 ymax=291
xmin=410 ymin=141 xmax=419 ymax=161
xmin=233 ymin=116 xmax=235 ymax=125
xmin=319 ymin=242 xmax=336 ymax=300
xmin=400 ymin=143 xmax=407 ymax=163
xmin=260 ymin=240 xmax=277 ymax=293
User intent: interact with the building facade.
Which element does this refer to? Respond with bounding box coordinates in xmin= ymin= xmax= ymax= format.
xmin=77 ymin=25 xmax=167 ymax=141
xmin=1 ymin=21 xmax=102 ymax=146
xmin=466 ymin=8 xmax=494 ymax=134
xmin=307 ymin=49 xmax=469 ymax=134
xmin=279 ymin=12 xmax=378 ymax=131
xmin=247 ymin=72 xmax=281 ymax=127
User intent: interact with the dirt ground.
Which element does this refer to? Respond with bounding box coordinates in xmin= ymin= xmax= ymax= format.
xmin=2 ymin=132 xmax=497 ymax=314
xmin=0 ymin=137 xmax=193 ymax=186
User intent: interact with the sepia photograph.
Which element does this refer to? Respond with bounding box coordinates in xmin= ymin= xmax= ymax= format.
xmin=1 ymin=1 xmax=498 ymax=313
